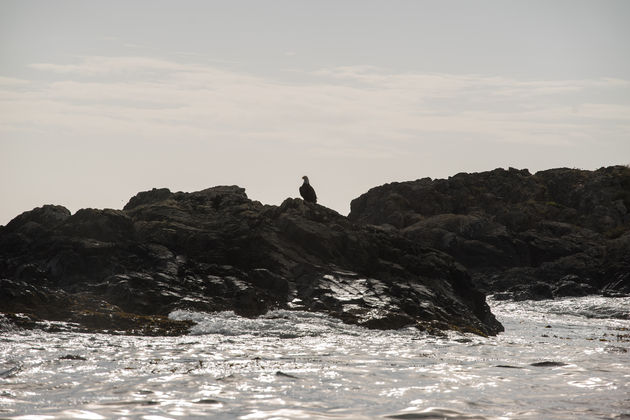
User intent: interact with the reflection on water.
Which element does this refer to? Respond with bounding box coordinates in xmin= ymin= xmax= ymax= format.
xmin=0 ymin=296 xmax=629 ymax=419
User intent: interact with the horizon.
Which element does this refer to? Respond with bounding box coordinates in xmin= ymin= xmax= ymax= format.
xmin=2 ymin=0 xmax=630 ymax=225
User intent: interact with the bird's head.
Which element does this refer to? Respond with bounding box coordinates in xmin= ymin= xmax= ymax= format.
xmin=302 ymin=175 xmax=309 ymax=184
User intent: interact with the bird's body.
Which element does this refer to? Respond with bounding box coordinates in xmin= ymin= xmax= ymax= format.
xmin=299 ymin=176 xmax=317 ymax=204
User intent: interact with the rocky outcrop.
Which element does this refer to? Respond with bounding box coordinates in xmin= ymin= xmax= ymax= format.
xmin=0 ymin=187 xmax=503 ymax=336
xmin=349 ymin=166 xmax=630 ymax=300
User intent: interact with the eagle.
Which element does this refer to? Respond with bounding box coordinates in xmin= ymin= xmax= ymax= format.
xmin=299 ymin=176 xmax=317 ymax=204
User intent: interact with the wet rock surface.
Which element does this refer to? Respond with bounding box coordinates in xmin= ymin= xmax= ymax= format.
xmin=350 ymin=166 xmax=630 ymax=300
xmin=0 ymin=187 xmax=502 ymax=336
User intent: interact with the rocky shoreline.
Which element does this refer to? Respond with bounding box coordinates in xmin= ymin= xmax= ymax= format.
xmin=2 ymin=165 xmax=628 ymax=336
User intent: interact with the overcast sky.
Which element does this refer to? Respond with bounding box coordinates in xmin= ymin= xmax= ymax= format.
xmin=1 ymin=0 xmax=629 ymax=225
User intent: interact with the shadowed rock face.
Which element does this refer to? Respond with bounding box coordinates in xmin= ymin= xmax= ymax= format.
xmin=0 ymin=186 xmax=502 ymax=336
xmin=349 ymin=166 xmax=630 ymax=300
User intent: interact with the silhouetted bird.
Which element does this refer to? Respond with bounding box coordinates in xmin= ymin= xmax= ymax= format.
xmin=299 ymin=176 xmax=317 ymax=204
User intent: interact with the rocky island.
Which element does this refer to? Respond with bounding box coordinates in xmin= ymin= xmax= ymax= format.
xmin=0 ymin=185 xmax=501 ymax=336
xmin=2 ymin=165 xmax=628 ymax=336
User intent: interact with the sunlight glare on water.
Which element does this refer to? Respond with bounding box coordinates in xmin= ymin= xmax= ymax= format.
xmin=0 ymin=296 xmax=628 ymax=419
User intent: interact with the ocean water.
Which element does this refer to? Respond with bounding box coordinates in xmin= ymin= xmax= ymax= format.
xmin=0 ymin=296 xmax=628 ymax=420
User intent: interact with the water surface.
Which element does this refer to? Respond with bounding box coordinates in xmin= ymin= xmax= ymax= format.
xmin=1 ymin=296 xmax=628 ymax=419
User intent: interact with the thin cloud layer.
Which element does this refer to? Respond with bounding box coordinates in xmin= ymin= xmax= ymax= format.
xmin=2 ymin=55 xmax=629 ymax=156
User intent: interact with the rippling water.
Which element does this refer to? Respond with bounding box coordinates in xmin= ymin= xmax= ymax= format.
xmin=1 ymin=296 xmax=629 ymax=419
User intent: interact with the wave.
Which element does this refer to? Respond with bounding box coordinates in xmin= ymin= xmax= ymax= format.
xmin=489 ymin=295 xmax=630 ymax=323
xmin=168 ymin=309 xmax=370 ymax=338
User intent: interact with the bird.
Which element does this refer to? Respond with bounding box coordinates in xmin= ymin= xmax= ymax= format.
xmin=299 ymin=176 xmax=317 ymax=204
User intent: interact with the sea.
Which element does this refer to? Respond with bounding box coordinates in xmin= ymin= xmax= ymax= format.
xmin=1 ymin=296 xmax=628 ymax=420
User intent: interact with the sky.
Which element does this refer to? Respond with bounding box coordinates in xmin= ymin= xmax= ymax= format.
xmin=1 ymin=0 xmax=629 ymax=225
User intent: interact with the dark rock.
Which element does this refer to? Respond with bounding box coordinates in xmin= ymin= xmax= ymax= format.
xmin=349 ymin=165 xmax=630 ymax=300
xmin=552 ymin=275 xmax=597 ymax=298
xmin=124 ymin=188 xmax=172 ymax=210
xmin=491 ymin=292 xmax=514 ymax=301
xmin=530 ymin=361 xmax=568 ymax=367
xmin=248 ymin=268 xmax=289 ymax=296
xmin=275 ymin=371 xmax=299 ymax=379
xmin=60 ymin=355 xmax=87 ymax=360
xmin=602 ymin=272 xmax=630 ymax=297
xmin=4 ymin=205 xmax=71 ymax=232
xmin=0 ymin=278 xmax=193 ymax=335
xmin=511 ymin=282 xmax=553 ymax=301
xmin=0 ymin=186 xmax=503 ymax=336
xmin=194 ymin=399 xmax=221 ymax=405
xmin=59 ymin=208 xmax=134 ymax=243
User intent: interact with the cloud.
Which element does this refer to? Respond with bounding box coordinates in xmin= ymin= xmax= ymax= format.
xmin=317 ymin=66 xmax=630 ymax=100
xmin=3 ymin=56 xmax=630 ymax=155
xmin=0 ymin=76 xmax=30 ymax=87
xmin=29 ymin=56 xmax=183 ymax=76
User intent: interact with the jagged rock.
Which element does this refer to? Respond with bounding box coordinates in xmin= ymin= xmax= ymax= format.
xmin=0 ymin=186 xmax=503 ymax=336
xmin=4 ymin=205 xmax=71 ymax=232
xmin=512 ymin=282 xmax=554 ymax=301
xmin=602 ymin=273 xmax=630 ymax=297
xmin=552 ymin=275 xmax=598 ymax=297
xmin=350 ymin=166 xmax=630 ymax=300
xmin=0 ymin=278 xmax=192 ymax=335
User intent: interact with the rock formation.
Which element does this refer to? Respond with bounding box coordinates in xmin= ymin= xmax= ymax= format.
xmin=349 ymin=166 xmax=630 ymax=300
xmin=0 ymin=186 xmax=502 ymax=336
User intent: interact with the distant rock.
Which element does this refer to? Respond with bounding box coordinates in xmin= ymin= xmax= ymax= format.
xmin=0 ymin=186 xmax=502 ymax=336
xmin=349 ymin=166 xmax=630 ymax=299
xmin=530 ymin=361 xmax=568 ymax=367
